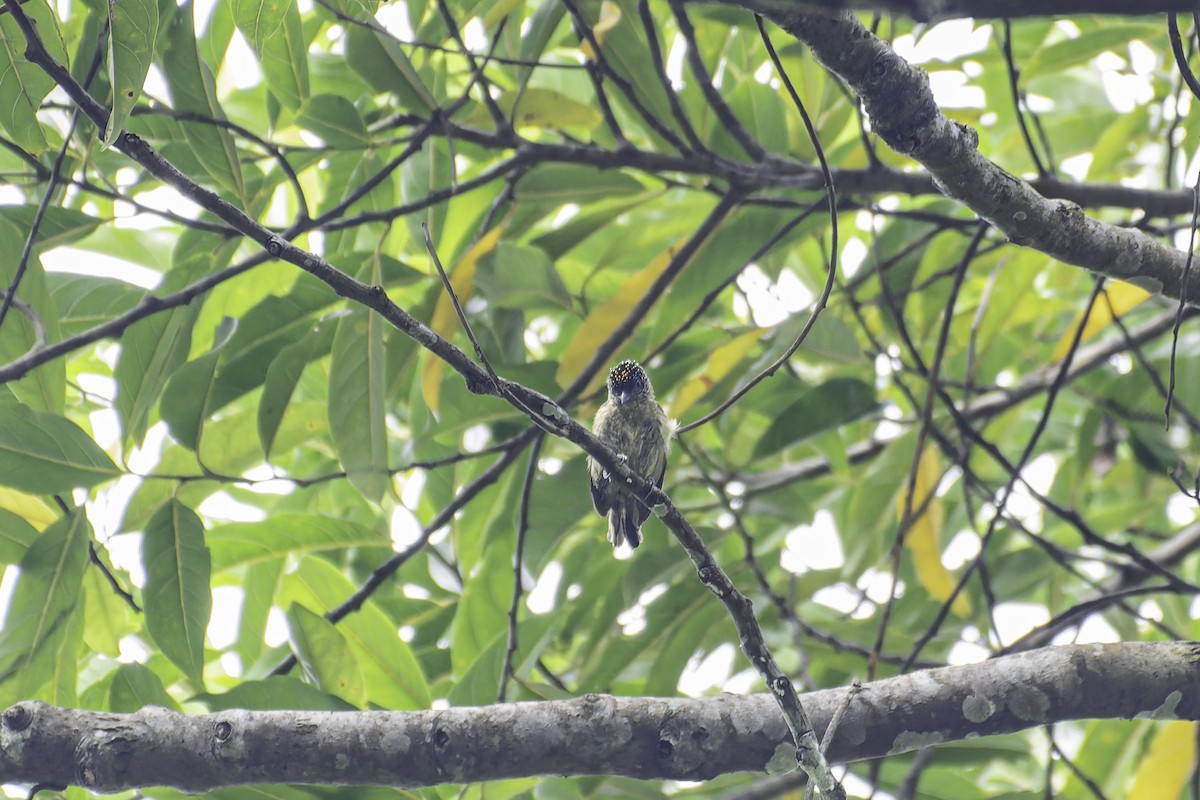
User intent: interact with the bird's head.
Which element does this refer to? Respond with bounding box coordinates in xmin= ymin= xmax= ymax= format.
xmin=607 ymin=360 xmax=652 ymax=405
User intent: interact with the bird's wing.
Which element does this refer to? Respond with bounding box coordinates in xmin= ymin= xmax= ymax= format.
xmin=629 ymin=414 xmax=669 ymax=527
xmin=588 ymin=456 xmax=610 ymax=515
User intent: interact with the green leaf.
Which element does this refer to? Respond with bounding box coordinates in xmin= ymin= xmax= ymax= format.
xmin=197 ymin=676 xmax=355 ymax=710
xmin=344 ymin=23 xmax=436 ymax=111
xmin=0 ymin=1 xmax=67 ymax=152
xmin=286 ymin=603 xmax=367 ymax=708
xmin=162 ymin=0 xmax=246 ymax=198
xmin=104 ymin=0 xmax=159 ymax=146
xmin=0 ymin=512 xmax=89 ymax=705
xmin=514 ymin=165 xmax=644 ymax=202
xmin=48 ymin=273 xmax=143 ymax=338
xmin=0 ymin=508 xmax=37 ymax=564
xmin=753 ymin=377 xmax=879 ymax=459
xmin=108 ymin=663 xmax=179 ymax=712
xmin=258 ymin=323 xmax=334 ymax=457
xmin=1024 ymin=22 xmax=1163 ymax=78
xmin=0 ymin=218 xmax=64 ymax=414
xmin=207 ymin=514 xmax=389 ymax=572
xmin=0 ymin=206 xmax=103 ymax=250
xmin=231 ymin=0 xmax=310 ymax=109
xmin=451 ymin=540 xmax=514 ymax=678
xmin=328 ymin=307 xmax=389 ymax=502
xmin=114 ymin=303 xmax=201 ymax=446
xmin=475 ymin=242 xmax=572 ymax=310
xmin=160 ymin=316 xmax=238 ymax=450
xmin=283 ymin=558 xmax=431 ymax=710
xmin=82 ymin=562 xmax=136 ymax=658
xmin=0 ymin=403 xmax=119 ymax=493
xmin=296 ymin=94 xmax=369 ymax=147
xmin=142 ymin=499 xmax=212 ymax=687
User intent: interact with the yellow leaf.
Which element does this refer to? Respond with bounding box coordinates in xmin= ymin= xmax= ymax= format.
xmin=899 ymin=446 xmax=971 ymax=617
xmin=421 ymin=222 xmax=507 ymax=414
xmin=555 ymin=244 xmax=680 ymax=392
xmin=0 ymin=487 xmax=55 ymax=530
xmin=579 ymin=0 xmax=621 ymax=60
xmin=1051 ymin=280 xmax=1151 ymax=362
xmin=668 ymin=329 xmax=765 ymax=418
xmin=1129 ymin=721 xmax=1195 ymax=800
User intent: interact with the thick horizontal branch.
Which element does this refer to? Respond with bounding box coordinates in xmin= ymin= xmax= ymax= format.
xmin=1 ymin=642 xmax=1196 ymax=792
xmin=723 ymin=5 xmax=1200 ymax=304
xmin=730 ymin=0 xmax=1200 ymax=21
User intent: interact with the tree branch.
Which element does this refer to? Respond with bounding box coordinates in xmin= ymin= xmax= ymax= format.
xmin=730 ymin=0 xmax=1200 ymax=22
xmin=726 ymin=7 xmax=1200 ymax=304
xmin=2 ymin=643 xmax=1196 ymax=791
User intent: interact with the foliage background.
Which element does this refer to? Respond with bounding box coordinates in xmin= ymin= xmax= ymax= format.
xmin=1 ymin=0 xmax=1199 ymax=797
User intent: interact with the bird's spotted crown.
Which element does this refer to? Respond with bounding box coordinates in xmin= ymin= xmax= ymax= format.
xmin=609 ymin=360 xmax=647 ymax=394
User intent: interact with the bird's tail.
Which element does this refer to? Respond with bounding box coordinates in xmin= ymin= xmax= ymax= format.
xmin=608 ymin=502 xmax=643 ymax=549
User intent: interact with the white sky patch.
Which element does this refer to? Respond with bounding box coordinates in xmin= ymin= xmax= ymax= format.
xmin=462 ymin=18 xmax=487 ymax=51
xmin=892 ymin=19 xmax=991 ymax=65
xmin=219 ymin=30 xmax=262 ymax=93
xmin=0 ymin=566 xmax=18 ymax=632
xmin=398 ymin=469 xmax=426 ymax=509
xmin=390 ymin=504 xmax=424 ymax=550
xmin=941 ymin=529 xmax=980 ymax=570
xmin=1000 ymin=453 xmax=1058 ymax=532
xmin=1102 ymin=71 xmax=1153 ymax=114
xmin=926 ymin=71 xmax=985 ymax=109
xmin=220 ymin=651 xmax=243 ymax=678
xmin=859 ymin=567 xmax=901 ymax=605
xmin=841 ymin=237 xmax=868 ymax=278
xmin=403 ymin=584 xmax=431 ymax=600
xmin=1138 ymin=600 xmax=1163 ymax=622
xmin=240 ymin=464 xmax=294 ymax=496
xmin=1055 ymin=614 xmax=1119 ymax=646
xmin=377 ymin=2 xmax=415 ymax=40
xmin=781 ymin=510 xmax=844 ymax=575
xmin=813 ymin=583 xmax=866 ymax=617
xmin=538 ymin=456 xmax=563 ymax=476
xmin=107 ymin=532 xmax=144 ymax=586
xmin=723 ymin=668 xmax=761 ymax=694
xmin=550 ymin=203 xmax=579 ymax=228
xmin=462 ymin=423 xmax=490 ymax=452
xmin=736 ymin=264 xmax=804 ymax=327
xmin=40 ymin=247 xmax=162 ymax=289
xmin=126 ymin=185 xmax=203 ymax=225
xmin=991 ymin=601 xmax=1050 ymax=646
xmin=947 ymin=638 xmax=989 ymax=665
xmin=265 ymin=606 xmax=290 ymax=648
xmin=665 ymin=33 xmax=686 ymax=91
xmin=1166 ymin=493 xmax=1198 ymax=526
xmin=198 ymin=492 xmax=268 ymax=523
xmin=527 ymin=561 xmax=562 ymax=614
xmin=1059 ymin=153 xmax=1093 ymax=181
xmin=678 ymin=644 xmax=735 ymax=698
xmin=754 ymin=60 xmax=774 ymax=85
xmin=209 ymin=586 xmax=244 ymax=649
xmin=118 ymin=634 xmax=151 ymax=663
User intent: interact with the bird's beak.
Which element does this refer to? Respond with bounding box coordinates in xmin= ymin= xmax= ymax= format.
xmin=615 ymin=390 xmax=633 ymax=405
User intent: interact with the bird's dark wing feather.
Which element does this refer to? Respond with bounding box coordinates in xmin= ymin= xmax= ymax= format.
xmin=589 ymin=461 xmax=610 ymax=516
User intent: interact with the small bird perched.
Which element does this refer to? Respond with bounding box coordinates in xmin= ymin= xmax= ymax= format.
xmin=588 ymin=360 xmax=672 ymax=550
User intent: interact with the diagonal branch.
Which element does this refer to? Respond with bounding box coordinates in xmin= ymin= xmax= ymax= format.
xmin=725 ymin=7 xmax=1200 ymax=304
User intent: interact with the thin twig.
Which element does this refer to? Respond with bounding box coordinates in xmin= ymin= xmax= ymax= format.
xmin=499 ymin=433 xmax=544 ymax=701
xmin=677 ymin=19 xmax=839 ymax=434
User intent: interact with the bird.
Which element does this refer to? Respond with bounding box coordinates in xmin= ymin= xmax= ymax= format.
xmin=587 ymin=360 xmax=673 ymax=550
